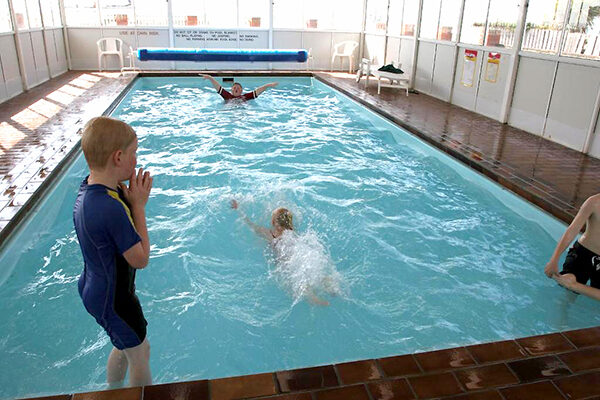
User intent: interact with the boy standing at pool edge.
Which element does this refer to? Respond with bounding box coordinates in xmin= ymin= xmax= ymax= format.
xmin=545 ymin=193 xmax=600 ymax=301
xmin=73 ymin=117 xmax=153 ymax=387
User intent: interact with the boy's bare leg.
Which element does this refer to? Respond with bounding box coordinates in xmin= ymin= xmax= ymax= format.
xmin=107 ymin=347 xmax=128 ymax=387
xmin=123 ymin=338 xmax=152 ymax=387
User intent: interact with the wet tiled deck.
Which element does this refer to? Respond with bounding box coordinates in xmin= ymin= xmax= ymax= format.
xmin=19 ymin=327 xmax=600 ymax=400
xmin=1 ymin=71 xmax=598 ymax=400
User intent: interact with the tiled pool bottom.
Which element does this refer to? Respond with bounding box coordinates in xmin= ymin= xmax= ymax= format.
xmin=17 ymin=327 xmax=600 ymax=400
xmin=1 ymin=71 xmax=599 ymax=400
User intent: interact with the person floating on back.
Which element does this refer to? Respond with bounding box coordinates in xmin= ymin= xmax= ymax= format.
xmin=230 ymin=199 xmax=330 ymax=306
xmin=545 ymin=193 xmax=600 ymax=301
xmin=73 ymin=116 xmax=154 ymax=388
xmin=201 ymin=74 xmax=278 ymax=101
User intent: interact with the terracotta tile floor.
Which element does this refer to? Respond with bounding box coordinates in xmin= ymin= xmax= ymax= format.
xmin=1 ymin=71 xmax=598 ymax=400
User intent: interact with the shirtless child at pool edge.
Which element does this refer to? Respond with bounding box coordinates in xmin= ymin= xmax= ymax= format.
xmin=202 ymin=74 xmax=278 ymax=101
xmin=545 ymin=193 xmax=600 ymax=301
xmin=230 ymin=199 xmax=329 ymax=306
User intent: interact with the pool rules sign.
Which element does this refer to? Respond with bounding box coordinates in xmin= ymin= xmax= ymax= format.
xmin=461 ymin=49 xmax=478 ymax=87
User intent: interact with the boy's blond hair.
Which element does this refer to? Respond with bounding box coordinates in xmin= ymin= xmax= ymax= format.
xmin=273 ymin=208 xmax=294 ymax=231
xmin=81 ymin=117 xmax=136 ymax=169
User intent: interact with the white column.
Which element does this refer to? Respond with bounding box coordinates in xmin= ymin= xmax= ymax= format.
xmin=358 ymin=0 xmax=368 ymax=62
xmin=7 ymin=0 xmax=28 ymax=90
xmin=582 ymin=86 xmax=600 ymax=154
xmin=498 ymin=0 xmax=528 ymax=124
xmin=58 ymin=0 xmax=72 ymax=70
xmin=168 ymin=0 xmax=174 ymax=48
xmin=409 ymin=0 xmax=424 ymax=89
xmin=447 ymin=0 xmax=466 ymax=103
xmin=37 ymin=0 xmax=54 ymax=78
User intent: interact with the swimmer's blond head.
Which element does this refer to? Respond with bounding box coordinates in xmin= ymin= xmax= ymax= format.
xmin=272 ymin=207 xmax=294 ymax=231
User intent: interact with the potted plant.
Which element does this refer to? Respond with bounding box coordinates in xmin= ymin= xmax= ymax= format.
xmin=438 ymin=26 xmax=452 ymax=41
xmin=186 ymin=15 xmax=198 ymax=26
xmin=307 ymin=19 xmax=318 ymax=28
xmin=115 ymin=14 xmax=128 ymax=25
xmin=249 ymin=17 xmax=261 ymax=27
xmin=402 ymin=24 xmax=414 ymax=36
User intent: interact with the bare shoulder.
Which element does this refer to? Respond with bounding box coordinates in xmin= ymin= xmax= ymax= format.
xmin=586 ymin=194 xmax=600 ymax=208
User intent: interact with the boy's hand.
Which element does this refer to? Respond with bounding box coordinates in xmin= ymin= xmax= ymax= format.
xmin=121 ymin=168 xmax=153 ymax=209
xmin=268 ymin=82 xmax=279 ymax=88
xmin=201 ymin=74 xmax=212 ymax=80
xmin=230 ymin=199 xmax=238 ymax=209
xmin=544 ymin=259 xmax=559 ymax=278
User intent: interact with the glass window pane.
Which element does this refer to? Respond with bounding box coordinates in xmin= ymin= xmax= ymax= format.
xmin=486 ymin=0 xmax=519 ymax=48
xmin=460 ymin=0 xmax=488 ymax=45
xmin=438 ymin=0 xmax=460 ymax=41
xmin=331 ymin=0 xmax=363 ymax=31
xmin=0 ymin=0 xmax=14 ymax=32
xmin=304 ymin=0 xmax=333 ymax=30
xmin=134 ymin=0 xmax=168 ymax=26
xmin=523 ymin=0 xmax=569 ymax=53
xmin=562 ymin=0 xmax=600 ymax=59
xmin=172 ymin=0 xmax=205 ymax=27
xmin=273 ymin=0 xmax=303 ymax=29
xmin=41 ymin=0 xmax=62 ymax=27
xmin=101 ymin=0 xmax=133 ymax=27
xmin=26 ymin=0 xmax=42 ymax=28
xmin=204 ymin=0 xmax=236 ymax=28
xmin=402 ymin=0 xmax=418 ymax=36
xmin=64 ymin=0 xmax=100 ymax=27
xmin=12 ymin=0 xmax=29 ymax=29
xmin=388 ymin=0 xmax=404 ymax=36
xmin=420 ymin=0 xmax=440 ymax=39
xmin=238 ymin=0 xmax=269 ymax=28
xmin=365 ymin=0 xmax=389 ymax=33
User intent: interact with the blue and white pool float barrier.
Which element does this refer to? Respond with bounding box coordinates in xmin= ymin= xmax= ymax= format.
xmin=137 ymin=48 xmax=309 ymax=62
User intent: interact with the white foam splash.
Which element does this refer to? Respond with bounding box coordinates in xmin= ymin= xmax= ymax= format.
xmin=267 ymin=229 xmax=343 ymax=304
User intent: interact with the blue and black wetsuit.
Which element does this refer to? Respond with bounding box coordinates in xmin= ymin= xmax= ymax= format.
xmin=73 ymin=177 xmax=147 ymax=350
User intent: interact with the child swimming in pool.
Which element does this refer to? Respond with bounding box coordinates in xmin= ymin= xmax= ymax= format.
xmin=230 ymin=199 xmax=332 ymax=306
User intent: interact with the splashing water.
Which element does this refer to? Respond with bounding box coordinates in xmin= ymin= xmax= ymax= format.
xmin=267 ymin=229 xmax=344 ymax=305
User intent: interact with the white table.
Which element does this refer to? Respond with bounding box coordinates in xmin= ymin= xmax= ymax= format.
xmin=371 ymin=70 xmax=410 ymax=95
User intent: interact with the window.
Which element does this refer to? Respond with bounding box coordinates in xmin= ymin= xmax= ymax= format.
xmin=486 ymin=0 xmax=519 ymax=47
xmin=64 ymin=0 xmax=100 ymax=27
xmin=274 ymin=0 xmax=363 ymax=31
xmin=0 ymin=0 xmax=13 ymax=32
xmin=172 ymin=0 xmax=237 ymax=28
xmin=134 ymin=0 xmax=168 ymax=26
xmin=460 ymin=0 xmax=488 ymax=45
xmin=40 ymin=0 xmax=62 ymax=28
xmin=438 ymin=0 xmax=460 ymax=41
xmin=12 ymin=0 xmax=29 ymax=29
xmin=238 ymin=0 xmax=269 ymax=28
xmin=562 ymin=0 xmax=600 ymax=59
xmin=402 ymin=0 xmax=418 ymax=36
xmin=419 ymin=0 xmax=440 ymax=39
xmin=26 ymin=0 xmax=42 ymax=28
xmin=101 ymin=0 xmax=133 ymax=27
xmin=366 ymin=0 xmax=389 ymax=33
xmin=387 ymin=0 xmax=403 ymax=36
xmin=523 ymin=0 xmax=569 ymax=53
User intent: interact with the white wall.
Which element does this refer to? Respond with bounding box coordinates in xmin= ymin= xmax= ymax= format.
xmin=0 ymin=34 xmax=23 ymax=103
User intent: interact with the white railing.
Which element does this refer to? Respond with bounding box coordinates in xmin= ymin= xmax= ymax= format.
xmin=522 ymin=28 xmax=600 ymax=59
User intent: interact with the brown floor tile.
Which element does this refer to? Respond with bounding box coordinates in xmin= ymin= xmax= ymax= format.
xmin=258 ymin=394 xmax=312 ymax=400
xmin=336 ymin=360 xmax=381 ymax=385
xmin=210 ymin=373 xmax=276 ymax=400
xmin=508 ymin=356 xmax=571 ymax=382
xmin=414 ymin=348 xmax=476 ymax=372
xmin=276 ymin=365 xmax=339 ymax=392
xmin=516 ymin=333 xmax=575 ymax=356
xmin=446 ymin=391 xmax=503 ymax=400
xmin=314 ymin=384 xmax=370 ymax=400
xmin=19 ymin=396 xmax=71 ymax=400
xmin=408 ymin=372 xmax=464 ymax=399
xmin=367 ymin=378 xmax=415 ymax=400
xmin=72 ymin=387 xmax=141 ymax=400
xmin=455 ymin=364 xmax=519 ymax=391
xmin=142 ymin=379 xmax=209 ymax=400
xmin=563 ymin=327 xmax=600 ymax=348
xmin=558 ymin=347 xmax=600 ymax=372
xmin=466 ymin=340 xmax=526 ymax=364
xmin=377 ymin=355 xmax=421 ymax=377
xmin=554 ymin=371 xmax=600 ymax=399
xmin=500 ymin=381 xmax=566 ymax=400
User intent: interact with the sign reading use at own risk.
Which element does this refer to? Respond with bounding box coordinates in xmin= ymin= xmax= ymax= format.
xmin=461 ymin=49 xmax=478 ymax=87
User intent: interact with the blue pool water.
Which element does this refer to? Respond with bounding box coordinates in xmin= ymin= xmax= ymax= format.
xmin=0 ymin=77 xmax=598 ymax=399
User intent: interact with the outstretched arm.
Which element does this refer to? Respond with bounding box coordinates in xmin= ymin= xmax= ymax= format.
xmin=201 ymin=74 xmax=222 ymax=92
xmin=544 ymin=198 xmax=595 ymax=277
xmin=231 ymin=200 xmax=272 ymax=241
xmin=254 ymin=82 xmax=278 ymax=97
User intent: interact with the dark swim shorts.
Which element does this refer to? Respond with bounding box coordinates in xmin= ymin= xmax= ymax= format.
xmin=560 ymin=241 xmax=600 ymax=289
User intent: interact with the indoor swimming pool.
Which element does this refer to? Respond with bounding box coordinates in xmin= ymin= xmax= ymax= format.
xmin=0 ymin=76 xmax=597 ymax=399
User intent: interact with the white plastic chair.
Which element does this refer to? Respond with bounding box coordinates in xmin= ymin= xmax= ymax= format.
xmin=121 ymin=46 xmax=140 ymax=74
xmin=97 ymin=37 xmax=124 ymax=72
xmin=331 ymin=41 xmax=359 ymax=73
xmin=305 ymin=48 xmax=314 ymax=71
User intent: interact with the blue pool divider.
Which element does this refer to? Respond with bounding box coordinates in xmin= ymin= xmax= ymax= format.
xmin=137 ymin=48 xmax=308 ymax=62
